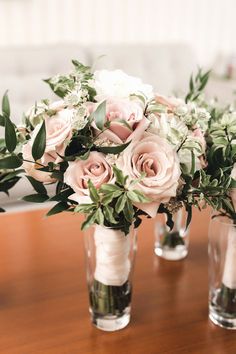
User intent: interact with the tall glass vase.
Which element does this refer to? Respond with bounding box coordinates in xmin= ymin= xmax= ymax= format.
xmin=209 ymin=215 xmax=236 ymax=329
xmin=83 ymin=224 xmax=137 ymax=331
xmin=154 ymin=209 xmax=189 ymax=260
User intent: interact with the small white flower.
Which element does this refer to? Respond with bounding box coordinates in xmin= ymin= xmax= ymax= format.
xmin=72 ymin=107 xmax=89 ymax=130
xmin=174 ymin=105 xmax=188 ymax=116
xmin=64 ymin=90 xmax=82 ymax=106
xmin=105 ymin=154 xmax=119 ymax=165
xmin=197 ymin=108 xmax=210 ymax=121
xmin=50 ymin=74 xmax=60 ymax=85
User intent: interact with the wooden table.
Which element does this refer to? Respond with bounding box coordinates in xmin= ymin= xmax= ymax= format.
xmin=0 ymin=208 xmax=236 ymax=354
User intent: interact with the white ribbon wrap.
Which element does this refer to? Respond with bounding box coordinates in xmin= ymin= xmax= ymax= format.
xmin=93 ymin=225 xmax=131 ymax=286
xmin=222 ymin=225 xmax=236 ymax=289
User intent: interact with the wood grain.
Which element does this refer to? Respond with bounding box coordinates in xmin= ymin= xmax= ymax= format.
xmin=0 ymin=208 xmax=235 ymax=354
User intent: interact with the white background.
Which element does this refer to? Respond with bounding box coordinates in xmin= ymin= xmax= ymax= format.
xmin=0 ymin=0 xmax=235 ymax=66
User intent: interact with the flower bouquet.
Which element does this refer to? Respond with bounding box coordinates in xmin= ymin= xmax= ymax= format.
xmin=0 ymin=60 xmax=212 ymax=330
xmin=0 ymin=98 xmax=23 ymax=211
xmin=203 ymin=101 xmax=236 ymax=329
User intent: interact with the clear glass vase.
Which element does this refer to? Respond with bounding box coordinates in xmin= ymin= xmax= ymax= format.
xmin=154 ymin=209 xmax=189 ymax=260
xmin=83 ymin=224 xmax=137 ymax=331
xmin=209 ymin=215 xmax=236 ymax=329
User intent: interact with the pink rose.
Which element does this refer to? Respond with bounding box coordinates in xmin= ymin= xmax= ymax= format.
xmin=117 ymin=133 xmax=181 ymax=217
xmin=230 ymin=163 xmax=236 ymax=210
xmin=90 ymin=98 xmax=150 ymax=144
xmin=22 ymin=106 xmax=74 ymax=182
xmin=192 ymin=127 xmax=206 ymax=152
xmin=64 ymin=151 xmax=113 ymax=203
xmin=155 ymin=94 xmax=183 ymax=112
xmin=22 ymin=142 xmax=58 ymax=183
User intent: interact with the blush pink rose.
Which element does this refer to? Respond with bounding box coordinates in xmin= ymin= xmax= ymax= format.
xmin=117 ymin=133 xmax=181 ymax=217
xmin=22 ymin=142 xmax=59 ymax=183
xmin=155 ymin=94 xmax=183 ymax=112
xmin=230 ymin=163 xmax=236 ymax=210
xmin=89 ymin=98 xmax=150 ymax=144
xmin=22 ymin=106 xmax=74 ymax=182
xmin=64 ymin=151 xmax=113 ymax=203
xmin=192 ymin=127 xmax=206 ymax=152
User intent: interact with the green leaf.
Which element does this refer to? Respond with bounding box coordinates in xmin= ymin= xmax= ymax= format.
xmin=190 ymin=150 xmax=196 ymax=176
xmin=100 ymin=184 xmax=122 ymax=193
xmin=189 ymin=74 xmax=194 ymax=91
xmin=5 ymin=116 xmax=17 ymax=153
xmin=88 ymin=179 xmax=99 ymax=203
xmin=93 ymin=101 xmax=106 ymax=130
xmin=129 ymin=172 xmax=146 ymax=187
xmin=22 ymin=194 xmax=49 ymax=203
xmin=127 ymin=190 xmax=151 ymax=203
xmin=101 ymin=190 xmax=123 ymax=205
xmin=222 ymin=199 xmax=235 ymax=213
xmin=0 ymin=176 xmax=20 ymax=193
xmin=0 ymin=155 xmax=22 ymax=169
xmin=81 ymin=212 xmax=97 ymax=230
xmin=95 ymin=208 xmax=104 ymax=225
xmin=103 ymin=205 xmax=118 ymax=224
xmin=50 ymin=188 xmax=74 ymax=202
xmin=185 ymin=205 xmax=192 ymax=231
xmin=74 ymin=203 xmax=95 ymax=213
xmin=26 ymin=176 xmax=47 ymax=195
xmin=101 ymin=193 xmax=115 ymax=205
xmin=0 ymin=169 xmax=24 ymax=182
xmin=113 ymin=165 xmax=126 ymax=186
xmin=124 ymin=198 xmax=134 ymax=223
xmin=95 ymin=141 xmax=130 ymax=154
xmin=46 ymin=202 xmax=69 ymax=216
xmin=32 ymin=121 xmax=46 ymax=161
xmin=0 ymin=207 xmax=5 ymax=212
xmin=115 ymin=193 xmax=127 ymax=213
xmin=0 ymin=114 xmax=5 ymax=127
xmin=2 ymin=91 xmax=10 ymax=117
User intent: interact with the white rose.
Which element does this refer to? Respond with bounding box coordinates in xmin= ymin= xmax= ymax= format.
xmin=91 ymin=70 xmax=153 ymax=100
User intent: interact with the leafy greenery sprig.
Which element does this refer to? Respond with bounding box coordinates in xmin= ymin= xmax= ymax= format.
xmin=185 ymin=68 xmax=211 ymax=103
xmin=75 ymin=166 xmax=150 ymax=235
xmin=44 ymin=60 xmax=96 ymax=101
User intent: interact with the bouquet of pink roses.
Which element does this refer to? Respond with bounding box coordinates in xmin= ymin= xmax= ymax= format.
xmin=0 ymin=61 xmax=212 ymax=330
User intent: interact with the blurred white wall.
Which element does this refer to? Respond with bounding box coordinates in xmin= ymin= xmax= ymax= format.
xmin=0 ymin=0 xmax=235 ymax=66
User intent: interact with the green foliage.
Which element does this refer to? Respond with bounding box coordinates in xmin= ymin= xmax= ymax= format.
xmin=95 ymin=141 xmax=130 ymax=154
xmin=26 ymin=176 xmax=47 ymax=195
xmin=32 ymin=121 xmax=46 ymax=161
xmin=2 ymin=91 xmax=10 ymax=118
xmin=75 ymin=167 xmax=151 ymax=234
xmin=93 ymin=101 xmax=106 ymax=130
xmin=0 ymin=171 xmax=21 ymax=195
xmin=185 ymin=68 xmax=211 ymax=103
xmin=5 ymin=116 xmax=16 ymax=153
xmin=46 ymin=202 xmax=70 ymax=216
xmin=0 ymin=155 xmax=22 ymax=169
xmin=22 ymin=194 xmax=49 ymax=203
xmin=44 ymin=59 xmax=96 ymax=101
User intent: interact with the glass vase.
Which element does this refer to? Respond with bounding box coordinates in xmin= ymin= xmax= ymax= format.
xmin=209 ymin=215 xmax=236 ymax=329
xmin=154 ymin=209 xmax=189 ymax=260
xmin=83 ymin=224 xmax=137 ymax=331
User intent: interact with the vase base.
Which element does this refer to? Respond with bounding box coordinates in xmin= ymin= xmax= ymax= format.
xmin=154 ymin=245 xmax=188 ymax=260
xmin=91 ymin=312 xmax=130 ymax=332
xmin=209 ymin=305 xmax=236 ymax=330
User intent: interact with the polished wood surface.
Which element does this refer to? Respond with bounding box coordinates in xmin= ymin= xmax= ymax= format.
xmin=0 ymin=208 xmax=235 ymax=354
